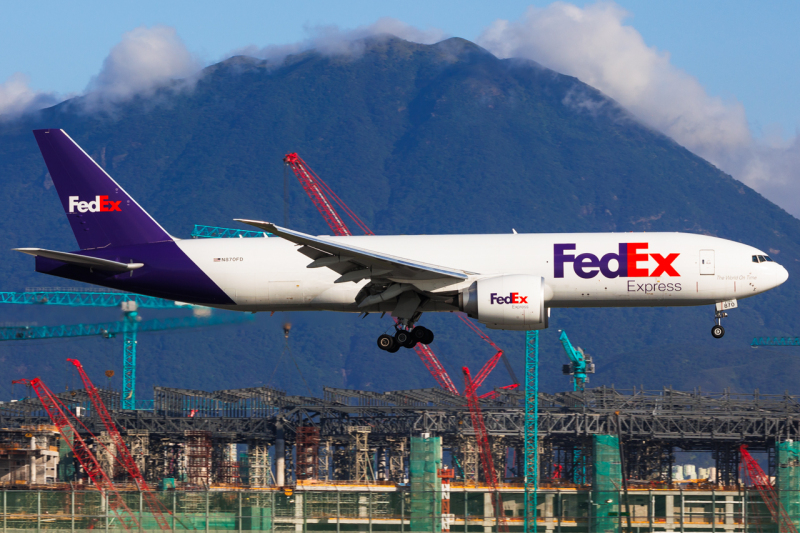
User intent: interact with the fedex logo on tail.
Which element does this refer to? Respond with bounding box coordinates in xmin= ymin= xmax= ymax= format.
xmin=554 ymin=243 xmax=680 ymax=279
xmin=68 ymin=196 xmax=121 ymax=213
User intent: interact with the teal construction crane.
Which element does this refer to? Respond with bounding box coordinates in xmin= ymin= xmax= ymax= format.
xmin=751 ymin=337 xmax=800 ymax=347
xmin=558 ymin=330 xmax=595 ymax=392
xmin=191 ymin=225 xmax=270 ymax=239
xmin=523 ymin=330 xmax=539 ymax=533
xmin=0 ymin=290 xmax=254 ymax=409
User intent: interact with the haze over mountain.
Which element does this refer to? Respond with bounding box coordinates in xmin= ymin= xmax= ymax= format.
xmin=0 ymin=36 xmax=798 ymax=400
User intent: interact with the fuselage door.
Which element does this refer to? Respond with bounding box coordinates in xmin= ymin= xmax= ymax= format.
xmin=699 ymin=249 xmax=715 ymax=275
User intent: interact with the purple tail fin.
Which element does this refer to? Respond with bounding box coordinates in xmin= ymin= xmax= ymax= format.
xmin=33 ymin=129 xmax=172 ymax=250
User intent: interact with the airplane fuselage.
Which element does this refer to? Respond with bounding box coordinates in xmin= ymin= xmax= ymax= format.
xmin=35 ymin=231 xmax=787 ymax=312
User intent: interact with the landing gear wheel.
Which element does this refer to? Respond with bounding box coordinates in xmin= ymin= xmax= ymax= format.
xmin=377 ymin=334 xmax=397 ymax=351
xmin=395 ymin=330 xmax=416 ymax=348
xmin=711 ymin=325 xmax=725 ymax=339
xmin=387 ymin=344 xmax=400 ymax=353
xmin=411 ymin=326 xmax=434 ymax=345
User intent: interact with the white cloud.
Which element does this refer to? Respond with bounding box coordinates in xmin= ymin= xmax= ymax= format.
xmin=233 ymin=17 xmax=448 ymax=64
xmin=0 ymin=73 xmax=60 ymax=118
xmin=85 ymin=26 xmax=201 ymax=104
xmin=476 ymin=2 xmax=800 ymax=217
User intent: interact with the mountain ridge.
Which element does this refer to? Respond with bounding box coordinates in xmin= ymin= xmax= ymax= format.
xmin=0 ymin=36 xmax=797 ymax=400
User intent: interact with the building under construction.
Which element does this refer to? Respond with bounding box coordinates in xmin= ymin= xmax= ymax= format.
xmin=2 ymin=382 xmax=800 ymax=531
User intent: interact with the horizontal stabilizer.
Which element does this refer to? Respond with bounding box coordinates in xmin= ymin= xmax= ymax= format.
xmin=14 ymin=248 xmax=144 ymax=272
xmin=235 ymin=219 xmax=472 ymax=281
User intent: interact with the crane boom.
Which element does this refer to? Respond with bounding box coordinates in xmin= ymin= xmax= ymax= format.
xmin=67 ymin=359 xmax=179 ymax=530
xmin=12 ymin=378 xmax=140 ymax=530
xmin=284 ymin=152 xmax=459 ymax=393
xmin=462 ymin=367 xmax=508 ymax=532
xmin=740 ymin=445 xmax=798 ymax=532
xmin=0 ymin=313 xmax=255 ymax=341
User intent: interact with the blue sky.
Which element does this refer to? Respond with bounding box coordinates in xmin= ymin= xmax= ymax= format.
xmin=1 ymin=1 xmax=797 ymax=137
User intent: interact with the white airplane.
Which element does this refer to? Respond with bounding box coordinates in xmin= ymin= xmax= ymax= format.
xmin=17 ymin=130 xmax=789 ymax=352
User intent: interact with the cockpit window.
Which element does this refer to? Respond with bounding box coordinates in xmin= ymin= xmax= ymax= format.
xmin=753 ymin=255 xmax=759 ymax=263
xmin=765 ymin=256 xmax=774 ymax=262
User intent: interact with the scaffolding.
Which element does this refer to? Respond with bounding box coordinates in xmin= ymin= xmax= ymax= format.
xmin=185 ymin=431 xmax=212 ymax=488
xmin=296 ymin=426 xmax=320 ymax=481
xmin=348 ymin=426 xmax=372 ymax=483
xmin=410 ymin=435 xmax=442 ymax=532
xmin=247 ymin=443 xmax=272 ymax=487
xmin=780 ymin=440 xmax=800 ymax=529
xmin=593 ymin=434 xmax=622 ymax=533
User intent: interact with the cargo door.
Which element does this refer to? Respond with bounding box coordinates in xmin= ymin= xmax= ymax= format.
xmin=699 ymin=250 xmax=715 ymax=275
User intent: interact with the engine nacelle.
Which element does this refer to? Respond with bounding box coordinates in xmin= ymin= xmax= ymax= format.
xmin=459 ymin=275 xmax=548 ymax=331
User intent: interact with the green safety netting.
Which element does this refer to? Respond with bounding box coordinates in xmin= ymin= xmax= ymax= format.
xmin=779 ymin=440 xmax=800 ymax=530
xmin=593 ymin=434 xmax=621 ymax=533
xmin=410 ymin=435 xmax=442 ymax=532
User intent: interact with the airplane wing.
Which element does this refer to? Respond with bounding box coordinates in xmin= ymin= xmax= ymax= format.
xmin=14 ymin=248 xmax=144 ymax=272
xmin=234 ymin=220 xmax=473 ymax=283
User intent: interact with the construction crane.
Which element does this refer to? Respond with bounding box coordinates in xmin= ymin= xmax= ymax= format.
xmin=558 ymin=330 xmax=595 ymax=392
xmin=190 ymin=224 xmax=270 ymax=239
xmin=751 ymin=337 xmax=800 ymax=347
xmin=740 ymin=445 xmax=798 ymax=532
xmin=459 ymin=314 xmax=519 ymax=391
xmin=0 ymin=294 xmax=255 ymax=408
xmin=283 ymin=152 xmax=459 ymax=394
xmin=68 ymin=358 xmax=190 ymax=530
xmin=12 ymin=377 xmax=140 ymax=530
xmin=462 ymin=366 xmax=508 ymax=532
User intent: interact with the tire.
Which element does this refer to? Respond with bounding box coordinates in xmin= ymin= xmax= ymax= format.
xmin=377 ymin=334 xmax=396 ymax=351
xmin=411 ymin=326 xmax=429 ymax=342
xmin=395 ymin=330 xmax=416 ymax=348
xmin=422 ymin=329 xmax=435 ymax=345
xmin=711 ymin=325 xmax=725 ymax=339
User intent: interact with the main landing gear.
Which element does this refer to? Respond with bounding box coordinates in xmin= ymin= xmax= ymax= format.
xmin=377 ymin=326 xmax=434 ymax=352
xmin=711 ymin=309 xmax=727 ymax=339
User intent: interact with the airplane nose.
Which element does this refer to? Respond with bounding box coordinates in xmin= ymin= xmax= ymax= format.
xmin=777 ymin=264 xmax=789 ymax=286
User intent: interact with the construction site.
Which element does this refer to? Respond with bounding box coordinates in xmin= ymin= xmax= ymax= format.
xmin=1 ymin=154 xmax=799 ymax=532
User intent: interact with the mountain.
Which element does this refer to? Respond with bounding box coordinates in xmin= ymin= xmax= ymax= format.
xmin=1 ymin=36 xmax=798 ymax=401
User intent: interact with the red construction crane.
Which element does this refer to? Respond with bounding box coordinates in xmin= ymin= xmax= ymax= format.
xmin=458 ymin=315 xmax=519 ymax=391
xmin=67 ymin=358 xmax=177 ymax=530
xmin=12 ymin=378 xmax=140 ymax=531
xmin=284 ymin=153 xmax=459 ymax=395
xmin=740 ymin=445 xmax=798 ymax=533
xmin=462 ymin=366 xmax=508 ymax=532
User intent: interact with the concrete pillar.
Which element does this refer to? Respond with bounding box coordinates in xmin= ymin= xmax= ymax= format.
xmin=294 ymin=493 xmax=303 ymax=532
xmin=725 ymin=495 xmax=734 ymax=529
xmin=665 ymin=494 xmax=674 ymax=529
xmin=545 ymin=493 xmax=555 ymax=531
xmin=483 ymin=492 xmax=494 ymax=533
xmin=29 ymin=456 xmax=37 ymax=484
xmin=276 ymin=424 xmax=285 ymax=486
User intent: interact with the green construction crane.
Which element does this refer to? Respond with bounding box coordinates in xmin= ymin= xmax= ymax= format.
xmin=558 ymin=330 xmax=595 ymax=392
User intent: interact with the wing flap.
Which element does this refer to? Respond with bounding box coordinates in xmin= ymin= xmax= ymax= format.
xmin=14 ymin=248 xmax=144 ymax=272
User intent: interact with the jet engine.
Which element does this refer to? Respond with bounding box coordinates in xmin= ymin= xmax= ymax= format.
xmin=458 ymin=275 xmax=548 ymax=331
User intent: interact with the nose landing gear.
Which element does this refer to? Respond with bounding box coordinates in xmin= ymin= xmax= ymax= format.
xmin=377 ymin=325 xmax=434 ymax=352
xmin=711 ymin=309 xmax=727 ymax=339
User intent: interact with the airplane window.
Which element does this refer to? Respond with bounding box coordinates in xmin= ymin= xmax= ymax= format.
xmin=752 ymin=255 xmax=759 ymax=263
xmin=765 ymin=256 xmax=774 ymax=262
xmin=758 ymin=255 xmax=766 ymax=262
